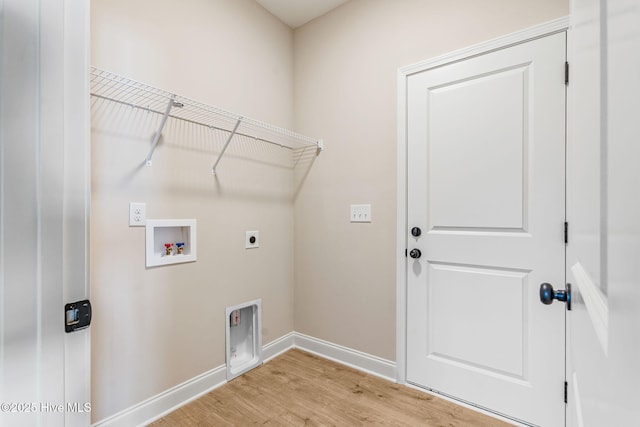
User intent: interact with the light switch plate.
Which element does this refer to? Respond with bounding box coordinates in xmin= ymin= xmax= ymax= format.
xmin=129 ymin=202 xmax=146 ymax=226
xmin=350 ymin=204 xmax=371 ymax=223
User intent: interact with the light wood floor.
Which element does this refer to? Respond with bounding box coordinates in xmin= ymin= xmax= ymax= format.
xmin=149 ymin=349 xmax=512 ymax=426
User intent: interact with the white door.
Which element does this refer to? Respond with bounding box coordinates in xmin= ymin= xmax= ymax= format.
xmin=0 ymin=1 xmax=91 ymax=426
xmin=566 ymin=0 xmax=640 ymax=425
xmin=406 ymin=33 xmax=567 ymax=426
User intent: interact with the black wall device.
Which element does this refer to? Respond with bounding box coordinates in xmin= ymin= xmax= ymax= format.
xmin=65 ymin=300 xmax=92 ymax=333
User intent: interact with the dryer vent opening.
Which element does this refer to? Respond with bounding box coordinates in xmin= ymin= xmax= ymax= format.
xmin=225 ymin=299 xmax=262 ymax=380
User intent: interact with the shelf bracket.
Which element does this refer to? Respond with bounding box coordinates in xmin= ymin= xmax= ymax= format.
xmin=145 ymin=95 xmax=177 ymax=166
xmin=212 ymin=118 xmax=242 ymax=175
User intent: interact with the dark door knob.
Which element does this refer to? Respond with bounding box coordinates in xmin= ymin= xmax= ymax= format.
xmin=411 ymin=227 xmax=422 ymax=237
xmin=409 ymin=249 xmax=422 ymax=259
xmin=539 ymin=282 xmax=571 ymax=310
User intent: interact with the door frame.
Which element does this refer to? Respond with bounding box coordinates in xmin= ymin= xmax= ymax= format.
xmin=63 ymin=2 xmax=92 ymax=425
xmin=395 ymin=16 xmax=570 ymax=387
xmin=1 ymin=1 xmax=91 ymax=425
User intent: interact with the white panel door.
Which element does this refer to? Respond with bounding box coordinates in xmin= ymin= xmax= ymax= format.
xmin=406 ymin=33 xmax=567 ymax=426
xmin=566 ymin=0 xmax=640 ymax=425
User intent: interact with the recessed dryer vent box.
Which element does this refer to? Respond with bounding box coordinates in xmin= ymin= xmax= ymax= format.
xmin=226 ymin=299 xmax=262 ymax=381
xmin=145 ymin=219 xmax=196 ymax=267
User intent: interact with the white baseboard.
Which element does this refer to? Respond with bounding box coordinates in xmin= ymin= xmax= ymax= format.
xmin=263 ymin=331 xmax=295 ymax=362
xmin=92 ymin=364 xmax=227 ymax=427
xmin=92 ymin=332 xmax=396 ymax=426
xmin=293 ymin=332 xmax=397 ymax=381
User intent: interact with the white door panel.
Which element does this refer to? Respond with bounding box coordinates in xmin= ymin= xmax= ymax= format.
xmin=407 ymin=33 xmax=566 ymax=427
xmin=567 ymin=0 xmax=640 ymax=425
xmin=428 ymin=66 xmax=526 ymax=230
xmin=427 ymin=263 xmax=527 ymax=377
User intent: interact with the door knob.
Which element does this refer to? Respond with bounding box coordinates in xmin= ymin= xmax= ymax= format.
xmin=409 ymin=249 xmax=422 ymax=259
xmin=539 ymin=282 xmax=571 ymax=310
xmin=411 ymin=227 xmax=422 ymax=237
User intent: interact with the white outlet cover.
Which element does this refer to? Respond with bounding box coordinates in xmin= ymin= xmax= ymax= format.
xmin=245 ymin=230 xmax=259 ymax=249
xmin=350 ymin=204 xmax=371 ymax=223
xmin=129 ymin=202 xmax=146 ymax=226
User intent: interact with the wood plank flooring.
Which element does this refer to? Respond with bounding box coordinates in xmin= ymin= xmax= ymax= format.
xmin=149 ymin=349 xmax=513 ymax=426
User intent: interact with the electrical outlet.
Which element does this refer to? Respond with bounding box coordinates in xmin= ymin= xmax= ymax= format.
xmin=350 ymin=204 xmax=372 ymax=223
xmin=245 ymin=231 xmax=259 ymax=249
xmin=129 ymin=202 xmax=146 ymax=226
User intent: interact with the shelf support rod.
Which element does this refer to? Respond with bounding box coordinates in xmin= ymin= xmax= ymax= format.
xmin=145 ymin=95 xmax=176 ymax=166
xmin=212 ymin=118 xmax=242 ymax=175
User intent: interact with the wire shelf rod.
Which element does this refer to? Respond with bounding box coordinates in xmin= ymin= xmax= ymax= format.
xmin=212 ymin=118 xmax=242 ymax=175
xmin=90 ymin=67 xmax=322 ymax=157
xmin=145 ymin=95 xmax=177 ymax=166
xmin=90 ymin=92 xmax=298 ymax=151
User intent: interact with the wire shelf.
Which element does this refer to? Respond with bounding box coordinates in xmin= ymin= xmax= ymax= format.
xmin=89 ymin=67 xmax=323 ymax=171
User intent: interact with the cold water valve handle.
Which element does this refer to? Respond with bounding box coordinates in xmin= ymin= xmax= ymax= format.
xmin=539 ymin=282 xmax=572 ymax=310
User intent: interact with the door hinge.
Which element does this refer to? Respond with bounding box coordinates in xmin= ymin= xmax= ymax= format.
xmin=564 ymin=222 xmax=569 ymax=244
xmin=565 ymin=62 xmax=570 ymax=85
xmin=564 ymin=381 xmax=568 ymax=403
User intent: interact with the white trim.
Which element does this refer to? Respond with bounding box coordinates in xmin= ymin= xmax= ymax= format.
xmin=63 ymin=1 xmax=92 ymax=426
xmin=263 ymin=331 xmax=295 ymax=362
xmin=399 ymin=16 xmax=570 ymax=76
xmin=571 ymin=262 xmax=609 ymax=355
xmin=396 ymin=65 xmax=409 ymax=384
xmin=92 ymin=332 xmax=397 ymax=426
xmin=395 ymin=15 xmax=570 ymax=385
xmin=293 ymin=332 xmax=397 ymax=382
xmin=92 ymin=364 xmax=227 ymax=427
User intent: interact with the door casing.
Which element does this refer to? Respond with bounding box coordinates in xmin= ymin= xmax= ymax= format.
xmin=0 ymin=2 xmax=91 ymax=426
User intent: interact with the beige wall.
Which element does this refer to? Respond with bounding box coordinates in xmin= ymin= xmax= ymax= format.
xmin=90 ymin=0 xmax=295 ymax=422
xmin=91 ymin=0 xmax=570 ymax=422
xmin=292 ymin=0 xmax=569 ymax=361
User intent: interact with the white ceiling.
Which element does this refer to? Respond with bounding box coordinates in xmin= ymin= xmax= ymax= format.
xmin=256 ymin=0 xmax=349 ymax=28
